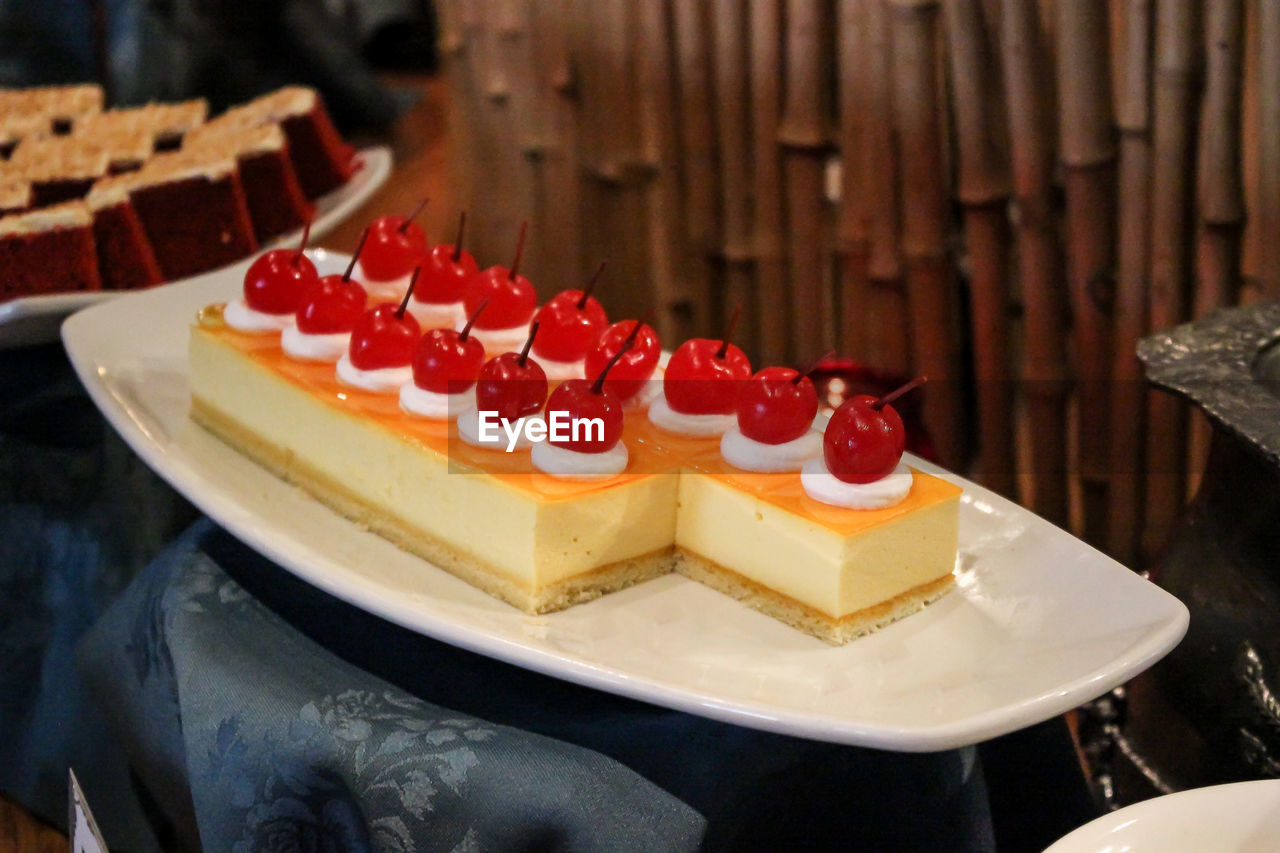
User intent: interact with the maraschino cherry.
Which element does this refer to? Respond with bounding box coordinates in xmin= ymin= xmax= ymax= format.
xmin=474 ymin=322 xmax=548 ymax=421
xmin=281 ymin=228 xmax=371 ymax=362
xmin=582 ymin=315 xmax=661 ymax=403
xmin=295 ymin=227 xmax=369 ymax=335
xmin=358 ymin=198 xmax=428 ymax=284
xmin=242 ymin=219 xmax=318 ymax=315
xmin=823 ymin=377 xmax=924 ymax=484
xmin=464 ymin=221 xmax=537 ymax=344
xmin=410 ymin=299 xmax=488 ymax=394
xmin=736 ymin=352 xmax=830 ymax=445
xmin=346 ymin=268 xmax=423 ymax=372
xmin=544 ymin=339 xmax=633 ymax=454
xmin=414 ymin=210 xmax=478 ymax=308
xmin=661 ymin=307 xmax=752 ymax=415
xmin=530 ymin=261 xmax=610 ymax=374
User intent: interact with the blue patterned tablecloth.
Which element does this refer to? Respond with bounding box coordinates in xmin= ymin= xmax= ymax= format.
xmin=75 ymin=520 xmax=995 ymax=851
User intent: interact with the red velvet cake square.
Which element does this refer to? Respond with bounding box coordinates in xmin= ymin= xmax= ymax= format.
xmin=85 ymin=173 xmax=164 ymax=290
xmin=212 ymin=86 xmax=355 ymax=198
xmin=6 ymin=136 xmax=111 ymax=206
xmin=0 ymin=201 xmax=101 ymax=300
xmin=122 ymin=151 xmax=258 ymax=280
xmin=183 ymin=123 xmax=313 ymax=242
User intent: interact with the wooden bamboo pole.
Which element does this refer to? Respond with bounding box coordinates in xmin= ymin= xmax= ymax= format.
xmin=944 ymin=0 xmax=1015 ymax=496
xmin=1188 ymin=0 xmax=1245 ymax=492
xmin=672 ymin=0 xmax=721 ymax=334
xmin=749 ymin=0 xmax=788 ymax=363
xmin=890 ymin=0 xmax=965 ymax=468
xmin=1000 ymin=0 xmax=1069 ymax=525
xmin=1142 ymin=0 xmax=1198 ymax=564
xmin=1108 ymin=0 xmax=1153 ymax=566
xmin=594 ymin=0 xmax=651 ymax=319
xmin=779 ymin=0 xmax=835 ymax=360
xmin=491 ymin=0 xmax=548 ymax=285
xmin=864 ymin=0 xmax=912 ymax=374
xmin=711 ymin=0 xmax=757 ymax=356
xmin=635 ymin=0 xmax=700 ymax=343
xmin=1256 ymin=0 xmax=1280 ymax=302
xmin=467 ymin=0 xmax=527 ymax=265
xmin=1057 ymin=0 xmax=1117 ymax=546
xmin=527 ymin=0 xmax=582 ymax=291
xmin=436 ymin=0 xmax=480 ymax=230
xmin=837 ymin=0 xmax=872 ymax=360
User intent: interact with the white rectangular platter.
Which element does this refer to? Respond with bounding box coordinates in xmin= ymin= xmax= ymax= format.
xmin=62 ymin=257 xmax=1188 ymax=752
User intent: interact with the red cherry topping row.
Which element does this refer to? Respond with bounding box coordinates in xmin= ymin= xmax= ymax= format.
xmin=823 ymin=377 xmax=924 ymax=484
xmin=532 ymin=261 xmax=609 ymax=363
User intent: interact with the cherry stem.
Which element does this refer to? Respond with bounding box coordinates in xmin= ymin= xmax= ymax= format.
xmin=518 ymin=321 xmax=540 ymax=367
xmin=459 ymin=298 xmax=488 ymax=342
xmin=343 ymin=226 xmax=370 ymax=282
xmin=792 ymin=349 xmax=836 ymax=384
xmin=396 ymin=266 xmax=420 ymax=319
xmin=716 ymin=305 xmax=742 ymax=359
xmin=873 ymin=375 xmax=928 ymax=411
xmin=292 ymin=219 xmax=312 ymax=267
xmin=398 ymin=198 xmax=428 ymax=233
xmin=577 ymin=261 xmax=606 ymax=310
xmin=452 ymin=211 xmax=466 ymax=263
xmin=591 ymin=337 xmax=634 ymax=395
xmin=508 ymin=220 xmax=528 ymax=281
xmin=623 ymin=309 xmax=657 ymax=348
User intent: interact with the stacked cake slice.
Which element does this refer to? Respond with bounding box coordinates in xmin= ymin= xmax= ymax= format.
xmin=0 ymin=84 xmax=357 ymax=301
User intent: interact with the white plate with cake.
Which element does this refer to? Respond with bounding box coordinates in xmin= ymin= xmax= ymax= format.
xmin=0 ymin=83 xmax=390 ymax=350
xmin=62 ymin=255 xmax=1189 ymax=751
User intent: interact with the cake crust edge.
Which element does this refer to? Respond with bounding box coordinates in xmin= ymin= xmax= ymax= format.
xmin=675 ymin=548 xmax=955 ymax=645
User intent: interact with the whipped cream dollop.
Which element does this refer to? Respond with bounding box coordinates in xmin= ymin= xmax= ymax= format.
xmin=531 ymin=354 xmax=586 ymax=381
xmin=281 ymin=325 xmax=350 ymax=362
xmin=800 ymin=457 xmax=913 ymax=509
xmin=470 ymin=322 xmax=532 ymax=354
xmin=336 ymin=353 xmax=414 ymax=393
xmin=647 ymin=393 xmax=736 ymax=437
xmin=399 ymin=383 xmax=474 ymax=420
xmin=720 ymin=426 xmax=823 ymax=473
xmin=626 ymin=366 xmax=665 ymax=410
xmin=406 ymin=299 xmax=467 ymax=332
xmin=532 ymin=440 xmax=628 ymax=480
xmin=223 ymin=299 xmax=293 ymax=333
xmin=356 ymin=266 xmax=414 ymax=302
xmin=456 ymin=406 xmax=544 ymax=450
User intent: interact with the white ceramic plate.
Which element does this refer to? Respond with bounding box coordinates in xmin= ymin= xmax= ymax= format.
xmin=62 ymin=257 xmax=1189 ymax=751
xmin=1046 ymin=780 xmax=1280 ymax=852
xmin=0 ymin=146 xmax=390 ymax=350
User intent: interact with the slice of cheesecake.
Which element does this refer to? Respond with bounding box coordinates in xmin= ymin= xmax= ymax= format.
xmin=675 ymin=457 xmax=960 ymax=645
xmin=189 ymin=309 xmax=678 ymax=613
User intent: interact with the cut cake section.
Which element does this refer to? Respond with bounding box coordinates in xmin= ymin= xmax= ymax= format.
xmin=85 ymin=173 xmax=164 ymax=290
xmin=210 ymin=86 xmax=355 ymax=198
xmin=0 ymin=201 xmax=101 ymax=300
xmin=183 ymin=123 xmax=313 ymax=242
xmin=189 ymin=312 xmax=678 ymax=613
xmin=116 ymin=150 xmax=258 ymax=280
xmin=75 ymin=100 xmax=208 ymax=152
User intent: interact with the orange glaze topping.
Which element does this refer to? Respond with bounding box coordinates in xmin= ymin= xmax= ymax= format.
xmin=196 ymin=304 xmax=960 ymax=529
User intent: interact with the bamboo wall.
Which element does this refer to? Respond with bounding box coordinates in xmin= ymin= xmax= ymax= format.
xmin=436 ymin=0 xmax=1275 ymax=569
